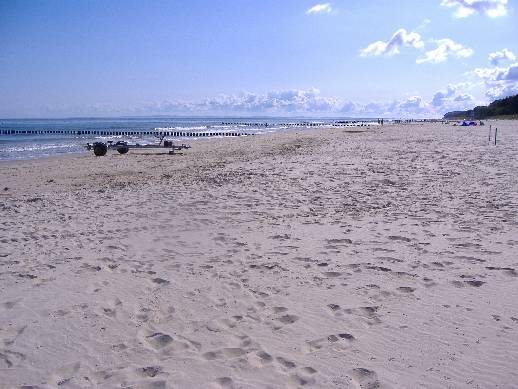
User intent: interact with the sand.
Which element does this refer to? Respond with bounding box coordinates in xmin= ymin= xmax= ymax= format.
xmin=1 ymin=121 xmax=517 ymax=388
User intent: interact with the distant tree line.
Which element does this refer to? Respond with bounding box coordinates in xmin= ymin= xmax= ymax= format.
xmin=443 ymin=94 xmax=518 ymax=119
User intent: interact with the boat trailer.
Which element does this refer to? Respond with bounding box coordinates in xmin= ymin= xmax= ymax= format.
xmin=86 ymin=135 xmax=191 ymax=156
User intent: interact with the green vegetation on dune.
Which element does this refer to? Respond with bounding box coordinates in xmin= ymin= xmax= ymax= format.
xmin=444 ymin=94 xmax=518 ymax=120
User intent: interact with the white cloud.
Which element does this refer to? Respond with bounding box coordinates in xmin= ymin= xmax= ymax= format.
xmin=485 ymin=83 xmax=518 ymax=99
xmin=500 ymin=63 xmax=518 ymax=81
xmin=200 ymin=92 xmax=440 ymax=118
xmin=454 ymin=93 xmax=474 ymax=102
xmin=432 ymin=85 xmax=457 ymax=106
xmin=431 ymin=84 xmax=474 ymax=108
xmin=147 ymin=91 xmax=473 ymax=118
xmin=360 ymin=28 xmax=424 ymax=57
xmin=356 ymin=96 xmax=433 ymax=118
xmin=397 ymin=96 xmax=428 ymax=111
xmin=306 ymin=3 xmax=332 ymax=15
xmin=417 ymin=38 xmax=473 ymax=64
xmin=440 ymin=0 xmax=508 ymax=18
xmin=360 ymin=83 xmax=479 ymax=118
xmin=129 ymin=91 xmax=445 ymax=118
xmin=135 ymin=89 xmax=344 ymax=115
xmin=473 ymin=63 xmax=518 ymax=82
xmin=339 ymin=101 xmax=360 ymax=114
xmin=472 ymin=66 xmax=502 ymax=79
xmin=43 ymin=88 xmax=487 ymax=119
xmin=489 ymin=48 xmax=516 ymax=65
xmin=471 ymin=62 xmax=518 ymax=99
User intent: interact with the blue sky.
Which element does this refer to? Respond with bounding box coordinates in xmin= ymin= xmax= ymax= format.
xmin=0 ymin=0 xmax=517 ymax=118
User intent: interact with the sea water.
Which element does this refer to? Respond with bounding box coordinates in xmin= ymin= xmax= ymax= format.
xmin=0 ymin=117 xmax=377 ymax=161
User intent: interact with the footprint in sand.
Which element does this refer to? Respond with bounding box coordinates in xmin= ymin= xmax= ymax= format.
xmin=349 ymin=368 xmax=381 ymax=389
xmin=387 ymin=235 xmax=411 ymax=242
xmin=289 ymin=373 xmax=316 ymax=387
xmin=139 ymin=328 xmax=193 ymax=353
xmin=135 ymin=307 xmax=153 ymax=322
xmin=342 ymin=306 xmax=382 ymax=325
xmin=111 ymin=343 xmax=128 ymax=352
xmin=80 ymin=263 xmax=102 ymax=273
xmin=397 ymin=286 xmax=416 ymax=293
xmin=366 ymin=266 xmax=391 ymax=272
xmin=145 ymin=333 xmax=174 ymax=349
xmin=323 ymin=271 xmax=343 ymax=278
xmin=301 ymin=366 xmax=318 ymax=375
xmin=270 ymin=306 xmax=289 ymax=314
xmin=101 ymin=307 xmax=117 ymax=317
xmin=451 ymin=280 xmax=465 ymax=288
xmin=465 ymin=280 xmax=485 ymax=287
xmin=151 ymin=277 xmax=170 ymax=286
xmin=206 ymin=315 xmax=245 ymax=332
xmin=215 ymin=376 xmax=236 ymax=389
xmin=203 ymin=348 xmax=247 ymax=360
xmin=276 ymin=314 xmax=299 ymax=325
xmin=256 ymin=351 xmax=273 ymax=364
xmin=422 ymin=277 xmax=437 ymax=288
xmin=305 ymin=332 xmax=356 ymax=353
xmin=276 ymin=356 xmax=297 ymax=369
xmin=98 ymin=297 xmax=122 ymax=318
xmin=137 ymin=366 xmax=163 ymax=378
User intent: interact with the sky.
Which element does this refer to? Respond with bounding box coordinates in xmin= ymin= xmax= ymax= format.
xmin=0 ymin=0 xmax=517 ymax=118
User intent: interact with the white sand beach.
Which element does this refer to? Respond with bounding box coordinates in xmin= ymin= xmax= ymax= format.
xmin=1 ymin=122 xmax=518 ymax=388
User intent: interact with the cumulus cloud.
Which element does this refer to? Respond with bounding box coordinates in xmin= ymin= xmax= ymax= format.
xmin=361 ymin=83 xmax=477 ymax=118
xmin=431 ymin=84 xmax=474 ymax=108
xmin=340 ymin=101 xmax=360 ymax=114
xmin=306 ymin=3 xmax=332 ymax=15
xmin=485 ymin=83 xmax=518 ymax=99
xmin=489 ymin=48 xmax=516 ymax=65
xmin=432 ymin=85 xmax=457 ymax=106
xmin=416 ymin=39 xmax=473 ymax=64
xmin=472 ymin=66 xmax=501 ymax=79
xmin=46 ymin=88 xmax=483 ymax=119
xmin=471 ymin=62 xmax=518 ymax=99
xmin=440 ymin=0 xmax=508 ymax=18
xmin=498 ymin=63 xmax=518 ymax=81
xmin=473 ymin=63 xmax=518 ymax=82
xmin=358 ymin=96 xmax=433 ymax=117
xmin=157 ymin=91 xmax=479 ymax=118
xmin=397 ymin=96 xmax=428 ymax=112
xmin=454 ymin=93 xmax=474 ymax=102
xmin=134 ymin=89 xmax=344 ymax=115
xmin=360 ymin=28 xmax=424 ymax=57
xmin=130 ymin=90 xmax=449 ymax=118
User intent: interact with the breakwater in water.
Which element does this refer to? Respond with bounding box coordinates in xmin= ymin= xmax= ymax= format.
xmin=0 ymin=117 xmax=383 ymax=160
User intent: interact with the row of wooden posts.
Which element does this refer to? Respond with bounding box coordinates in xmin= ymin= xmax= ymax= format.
xmin=0 ymin=129 xmax=250 ymax=137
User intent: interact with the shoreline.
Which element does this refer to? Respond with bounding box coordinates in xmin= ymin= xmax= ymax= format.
xmin=0 ymin=124 xmax=376 ymax=164
xmin=1 ymin=121 xmax=517 ymax=388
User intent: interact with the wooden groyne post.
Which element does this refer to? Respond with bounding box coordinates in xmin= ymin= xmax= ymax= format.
xmin=494 ymin=128 xmax=497 ymax=146
xmin=489 ymin=125 xmax=491 ymax=141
